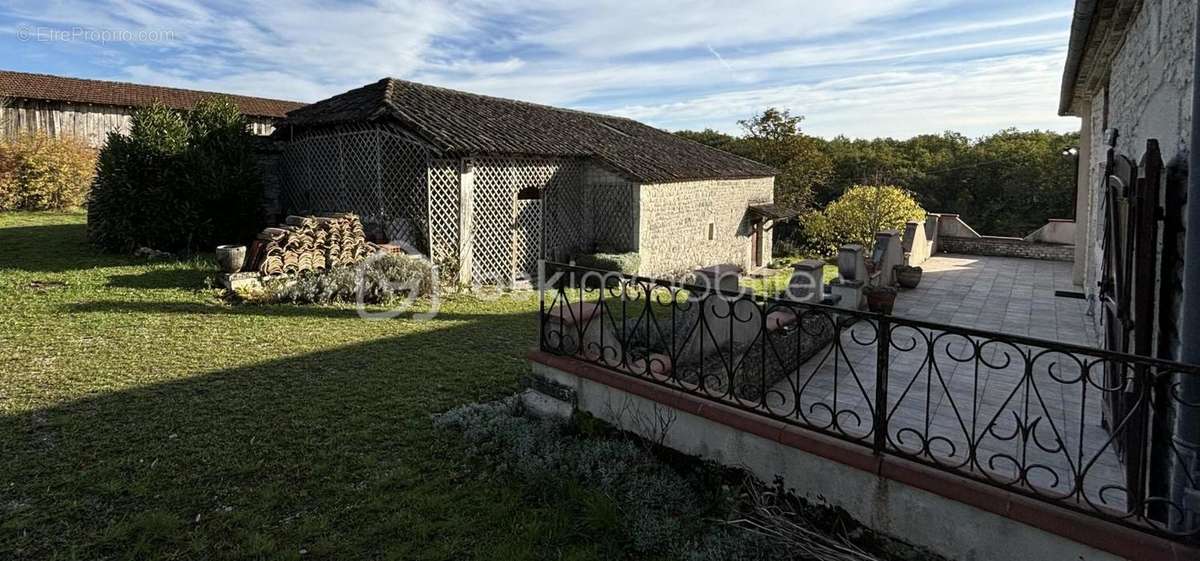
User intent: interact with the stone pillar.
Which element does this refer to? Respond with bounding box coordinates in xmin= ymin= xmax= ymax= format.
xmin=829 ymin=245 xmax=866 ymax=310
xmin=693 ymin=264 xmax=742 ymax=294
xmin=784 ymin=259 xmax=825 ymax=304
xmin=458 ymin=158 xmax=475 ymax=285
xmin=872 ymin=230 xmax=903 ymax=287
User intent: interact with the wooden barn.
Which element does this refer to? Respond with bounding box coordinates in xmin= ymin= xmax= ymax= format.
xmin=0 ymin=69 xmax=305 ymax=147
xmin=275 ymin=78 xmax=781 ymax=285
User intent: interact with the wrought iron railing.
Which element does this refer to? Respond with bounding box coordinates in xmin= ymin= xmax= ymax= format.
xmin=538 ymin=262 xmax=1200 ymax=541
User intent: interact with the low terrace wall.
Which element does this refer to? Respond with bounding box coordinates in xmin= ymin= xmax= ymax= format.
xmin=939 ymin=235 xmax=1075 ymax=261
xmin=527 ymin=352 xmax=1197 ymax=561
xmin=927 ymin=214 xmax=1075 ymax=262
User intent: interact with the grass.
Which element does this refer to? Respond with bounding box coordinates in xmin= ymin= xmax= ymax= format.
xmin=741 ymin=256 xmax=839 ymax=297
xmin=0 ymin=210 xmax=639 ymax=560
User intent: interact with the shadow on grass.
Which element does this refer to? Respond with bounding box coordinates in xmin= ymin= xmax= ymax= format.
xmin=105 ymin=266 xmax=216 ymax=290
xmin=61 ymin=300 xmax=504 ymax=321
xmin=0 ymin=223 xmax=136 ymax=273
xmin=0 ymin=309 xmax=542 ymax=560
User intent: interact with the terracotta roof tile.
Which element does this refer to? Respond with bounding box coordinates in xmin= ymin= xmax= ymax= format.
xmin=281 ymin=78 xmax=777 ymax=183
xmin=0 ymin=69 xmax=306 ymax=118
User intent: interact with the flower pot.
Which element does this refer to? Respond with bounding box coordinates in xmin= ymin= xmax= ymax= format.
xmin=895 ymin=266 xmax=923 ymax=289
xmin=215 ymin=245 xmax=247 ymax=274
xmin=864 ymin=287 xmax=897 ymax=314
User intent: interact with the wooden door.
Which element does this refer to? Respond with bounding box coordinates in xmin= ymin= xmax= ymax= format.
xmin=752 ymin=224 xmax=763 ymax=268
xmin=1099 ymin=138 xmax=1164 ymax=510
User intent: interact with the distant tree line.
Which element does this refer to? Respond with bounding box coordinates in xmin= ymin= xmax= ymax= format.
xmin=676 ymin=109 xmax=1079 ymax=239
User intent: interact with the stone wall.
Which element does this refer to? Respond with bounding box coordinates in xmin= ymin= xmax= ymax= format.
xmin=1076 ymin=0 xmax=1195 ymax=355
xmin=1105 ymin=0 xmax=1194 ymax=167
xmin=939 ymin=236 xmax=1075 ymax=262
xmin=637 ymin=177 xmax=773 ymax=276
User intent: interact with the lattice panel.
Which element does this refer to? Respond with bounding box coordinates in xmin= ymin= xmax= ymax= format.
xmin=544 ymin=167 xmax=591 ymax=262
xmin=512 ymin=199 xmax=542 ymax=280
xmin=472 ymin=157 xmax=584 ymax=285
xmin=589 ymin=180 xmax=637 ymax=252
xmin=428 ymin=159 xmax=460 ymax=265
xmin=279 ymin=124 xmax=430 ymax=252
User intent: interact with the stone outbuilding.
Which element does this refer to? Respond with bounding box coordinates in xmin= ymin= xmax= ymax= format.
xmin=273 ymin=78 xmax=779 ymax=285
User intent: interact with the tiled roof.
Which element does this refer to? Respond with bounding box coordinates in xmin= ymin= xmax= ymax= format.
xmin=0 ymin=69 xmax=306 ymax=118
xmin=281 ymin=78 xmax=777 ymax=183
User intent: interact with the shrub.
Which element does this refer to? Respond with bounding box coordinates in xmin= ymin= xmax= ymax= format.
xmin=805 ymin=185 xmax=925 ymax=253
xmin=259 ymin=253 xmax=433 ymax=305
xmin=87 ymin=98 xmax=264 ymax=253
xmin=0 ymin=133 xmax=96 ymax=210
xmin=575 ymin=252 xmax=640 ymax=275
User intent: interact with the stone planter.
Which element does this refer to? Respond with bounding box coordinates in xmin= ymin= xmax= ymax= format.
xmin=864 ymin=286 xmax=897 ymax=314
xmin=215 ymin=245 xmax=247 ymax=274
xmin=895 ymin=265 xmax=923 ymax=289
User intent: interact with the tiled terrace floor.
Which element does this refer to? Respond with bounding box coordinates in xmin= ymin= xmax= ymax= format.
xmin=891 ymin=254 xmax=1096 ymax=345
xmin=766 ymin=255 xmax=1127 ymax=511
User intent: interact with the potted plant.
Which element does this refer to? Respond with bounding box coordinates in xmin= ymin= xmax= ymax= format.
xmin=864 ymin=285 xmax=898 ymax=314
xmin=895 ymin=265 xmax=923 ymax=289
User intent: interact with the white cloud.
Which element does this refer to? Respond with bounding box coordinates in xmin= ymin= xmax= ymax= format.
xmin=0 ymin=0 xmax=1081 ymax=138
xmin=610 ymin=51 xmax=1078 ymax=138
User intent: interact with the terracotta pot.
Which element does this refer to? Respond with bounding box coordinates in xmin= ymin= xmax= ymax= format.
xmin=215 ymin=245 xmax=247 ymax=273
xmin=864 ymin=287 xmax=897 ymax=314
xmin=895 ymin=266 xmax=923 ymax=289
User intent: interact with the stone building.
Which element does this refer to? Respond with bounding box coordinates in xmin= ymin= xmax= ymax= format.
xmin=274 ymin=78 xmax=780 ymax=285
xmin=1059 ymin=0 xmax=1199 ymax=531
xmin=1060 ymin=0 xmax=1194 ymax=357
xmin=0 ymin=69 xmax=305 ymax=147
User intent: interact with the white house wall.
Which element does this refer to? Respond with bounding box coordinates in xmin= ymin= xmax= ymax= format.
xmin=1075 ymin=0 xmax=1195 ymax=355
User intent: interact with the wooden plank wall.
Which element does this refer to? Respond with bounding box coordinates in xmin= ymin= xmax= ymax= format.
xmin=0 ymin=100 xmax=277 ymax=147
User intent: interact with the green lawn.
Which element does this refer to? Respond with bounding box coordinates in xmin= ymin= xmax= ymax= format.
xmin=0 ymin=211 xmax=618 ymax=560
xmin=741 ymin=257 xmax=839 ymax=297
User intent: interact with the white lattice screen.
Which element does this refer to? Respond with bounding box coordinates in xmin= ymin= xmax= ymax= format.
xmin=512 ymin=199 xmax=541 ymax=280
xmin=281 ymin=132 xmax=639 ymax=284
xmin=280 ymin=124 xmax=430 ymax=252
xmin=427 ymin=159 xmax=460 ymax=265
xmin=472 ymin=157 xmax=585 ymax=285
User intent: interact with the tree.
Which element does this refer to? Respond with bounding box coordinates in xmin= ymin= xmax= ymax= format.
xmin=673 ymin=128 xmax=741 ymax=153
xmin=737 ymin=108 xmax=832 ymax=210
xmin=819 ymin=185 xmax=925 ymax=250
xmin=88 ymin=98 xmax=264 ymax=252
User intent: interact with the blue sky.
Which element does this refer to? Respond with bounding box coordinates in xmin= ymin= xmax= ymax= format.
xmin=0 ymin=0 xmax=1081 ymax=139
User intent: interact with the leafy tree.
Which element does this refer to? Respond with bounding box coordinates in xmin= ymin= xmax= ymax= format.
xmin=88 ymin=98 xmax=264 ymax=252
xmin=811 ymin=185 xmax=925 ymax=252
xmin=674 ymin=111 xmax=1077 ymax=240
xmin=673 ymin=128 xmax=740 ymax=153
xmin=736 ymin=108 xmax=832 ymax=211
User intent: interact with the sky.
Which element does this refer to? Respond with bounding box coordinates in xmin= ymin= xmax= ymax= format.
xmin=0 ymin=0 xmax=1082 ymax=139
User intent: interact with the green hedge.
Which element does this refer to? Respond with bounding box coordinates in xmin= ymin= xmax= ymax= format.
xmin=574 ymin=252 xmax=640 ymax=275
xmin=87 ymin=98 xmax=263 ymax=253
